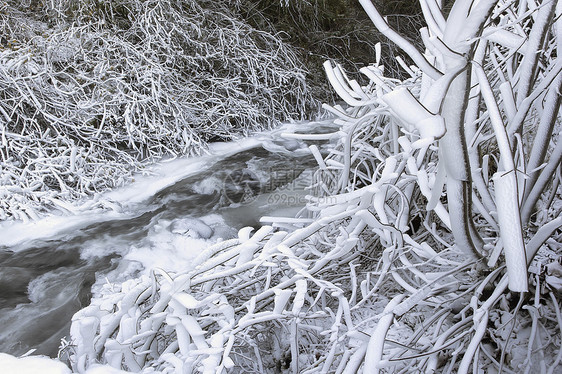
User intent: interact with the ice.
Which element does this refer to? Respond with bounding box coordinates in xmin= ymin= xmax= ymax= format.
xmin=102 ymin=137 xmax=263 ymax=205
xmin=261 ymin=137 xmax=306 ymax=154
xmin=91 ymin=214 xmax=236 ymax=290
xmin=190 ymin=176 xmax=223 ymax=195
xmin=0 ymin=212 xmax=127 ymax=248
xmin=169 ymin=217 xmax=214 ymax=239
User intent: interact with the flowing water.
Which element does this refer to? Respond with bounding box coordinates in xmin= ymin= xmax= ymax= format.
xmin=0 ymin=122 xmax=335 ymax=358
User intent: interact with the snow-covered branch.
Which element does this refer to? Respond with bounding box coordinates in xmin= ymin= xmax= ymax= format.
xmin=0 ymin=0 xmax=315 ymax=221
xmin=62 ymin=0 xmax=562 ymax=373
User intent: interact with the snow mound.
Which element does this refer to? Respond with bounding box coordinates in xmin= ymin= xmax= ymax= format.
xmin=0 ymin=353 xmax=71 ymax=374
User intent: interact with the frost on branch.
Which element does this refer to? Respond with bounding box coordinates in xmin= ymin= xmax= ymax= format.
xmin=0 ymin=0 xmax=315 ymax=221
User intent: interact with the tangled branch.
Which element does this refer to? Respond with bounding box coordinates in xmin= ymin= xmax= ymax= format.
xmin=0 ymin=0 xmax=316 ymax=221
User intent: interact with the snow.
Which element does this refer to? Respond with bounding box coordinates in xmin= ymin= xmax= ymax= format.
xmin=190 ymin=176 xmax=223 ymax=195
xmin=0 ymin=121 xmax=326 ymax=248
xmin=106 ymin=214 xmax=235 ymax=280
xmin=169 ymin=217 xmax=214 ymax=239
xmin=104 ymin=137 xmax=263 ymax=204
xmin=0 ymin=353 xmax=71 ymax=374
xmin=84 ymin=365 xmax=131 ymax=374
xmin=0 ymin=357 xmax=134 ymax=374
xmin=0 ymin=119 xmax=336 ymax=372
xmin=0 ymin=138 xmax=261 ymax=248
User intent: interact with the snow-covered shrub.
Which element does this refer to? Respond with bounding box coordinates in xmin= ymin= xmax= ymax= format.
xmin=0 ymin=0 xmax=315 ymax=221
xmin=66 ymin=0 xmax=562 ymax=373
xmin=313 ymin=0 xmax=562 ymax=371
xmin=233 ymin=0 xmax=425 ymax=99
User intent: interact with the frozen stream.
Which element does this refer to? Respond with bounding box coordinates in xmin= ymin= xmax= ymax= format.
xmin=0 ymin=122 xmax=335 ymax=358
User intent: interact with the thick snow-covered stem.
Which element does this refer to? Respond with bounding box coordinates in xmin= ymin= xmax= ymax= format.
xmin=493 ymin=171 xmax=528 ymax=292
xmin=521 ymin=132 xmax=562 ymax=223
xmin=507 ymin=58 xmax=562 ymax=139
xmin=473 ymin=63 xmax=515 ymax=171
xmin=465 ymin=40 xmax=496 ymax=213
xmin=523 ymin=3 xmax=562 ymax=207
xmin=523 ymin=72 xmax=562 ymax=200
xmin=515 ymin=0 xmax=557 ymax=106
xmin=363 ymin=294 xmax=405 ymax=373
xmin=437 ymin=0 xmax=499 ymax=258
xmin=419 ymin=0 xmax=444 ymax=38
xmin=440 ymin=66 xmax=484 ymax=258
xmin=474 ymin=61 xmax=528 ymax=291
xmin=442 ymin=0 xmax=498 ymax=54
